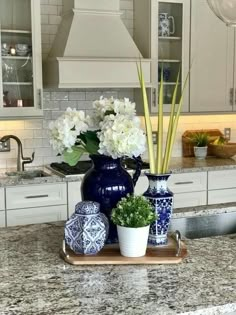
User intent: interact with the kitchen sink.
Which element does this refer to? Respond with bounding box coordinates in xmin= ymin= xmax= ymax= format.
xmin=5 ymin=170 xmax=51 ymax=179
xmin=170 ymin=211 xmax=236 ymax=239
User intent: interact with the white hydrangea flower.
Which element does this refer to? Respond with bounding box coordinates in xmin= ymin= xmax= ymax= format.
xmin=49 ymin=107 xmax=90 ymax=154
xmin=98 ymin=114 xmax=146 ymax=159
xmin=113 ymin=98 xmax=136 ymax=116
xmin=92 ymin=96 xmax=136 ymax=126
xmin=49 ymin=98 xmax=146 ymax=161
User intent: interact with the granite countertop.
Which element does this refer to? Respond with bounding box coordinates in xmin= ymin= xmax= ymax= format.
xmin=0 ymin=222 xmax=235 ymax=315
xmin=1 ymin=157 xmax=236 ymax=187
xmin=168 ymin=156 xmax=236 ymax=173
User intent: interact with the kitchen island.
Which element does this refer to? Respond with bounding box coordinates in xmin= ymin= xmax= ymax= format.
xmin=0 ymin=222 xmax=235 ymax=315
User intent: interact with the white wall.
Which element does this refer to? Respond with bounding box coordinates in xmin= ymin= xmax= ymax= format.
xmin=0 ymin=0 xmax=235 ymax=170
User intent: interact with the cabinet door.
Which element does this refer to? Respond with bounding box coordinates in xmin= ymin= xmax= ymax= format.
xmin=157 ymin=0 xmax=190 ymax=113
xmin=133 ymin=0 xmax=190 ymax=113
xmin=0 ymin=0 xmax=43 ymax=118
xmin=0 ymin=188 xmax=5 ymax=210
xmin=190 ymin=0 xmax=234 ymax=112
xmin=208 ymin=170 xmax=236 ymax=189
xmin=67 ymin=181 xmax=82 ymax=217
xmin=0 ymin=211 xmax=5 ymax=227
xmin=6 ymin=205 xmax=67 ymax=227
xmin=174 ymin=191 xmax=206 ymax=208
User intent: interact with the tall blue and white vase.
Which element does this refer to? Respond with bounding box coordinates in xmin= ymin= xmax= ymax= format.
xmin=143 ymin=173 xmax=173 ymax=246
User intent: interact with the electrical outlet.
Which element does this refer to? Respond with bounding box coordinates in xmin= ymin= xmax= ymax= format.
xmin=224 ymin=128 xmax=231 ymax=141
xmin=152 ymin=132 xmax=157 ymax=144
xmin=0 ymin=139 xmax=10 ymax=152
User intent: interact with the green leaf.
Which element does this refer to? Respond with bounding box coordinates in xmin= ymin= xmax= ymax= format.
xmin=63 ymin=146 xmax=86 ymax=166
xmin=79 ymin=131 xmax=100 ymax=154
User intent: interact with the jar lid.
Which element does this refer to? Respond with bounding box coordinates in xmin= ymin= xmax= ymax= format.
xmin=75 ymin=201 xmax=100 ymax=215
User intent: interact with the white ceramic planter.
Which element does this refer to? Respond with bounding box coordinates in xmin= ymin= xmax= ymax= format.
xmin=194 ymin=146 xmax=208 ymax=160
xmin=117 ymin=225 xmax=150 ymax=257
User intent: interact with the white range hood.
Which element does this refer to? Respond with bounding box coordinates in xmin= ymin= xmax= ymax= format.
xmin=43 ymin=0 xmax=151 ymax=88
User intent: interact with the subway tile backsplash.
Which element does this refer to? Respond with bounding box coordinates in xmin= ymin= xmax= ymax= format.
xmin=0 ymin=0 xmax=235 ymax=170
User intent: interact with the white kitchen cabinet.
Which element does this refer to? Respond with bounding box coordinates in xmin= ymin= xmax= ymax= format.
xmin=0 ymin=211 xmax=5 ymax=227
xmin=5 ymin=183 xmax=67 ymax=226
xmin=0 ymin=0 xmax=43 ymax=119
xmin=208 ymin=169 xmax=236 ymax=204
xmin=6 ymin=183 xmax=67 ymax=210
xmin=7 ymin=205 xmax=67 ymax=227
xmin=134 ymin=0 xmax=190 ymax=113
xmin=0 ymin=187 xmax=5 ymax=210
xmin=135 ymin=171 xmax=207 ymax=208
xmin=67 ymin=181 xmax=82 ymax=217
xmin=190 ymin=0 xmax=234 ymax=112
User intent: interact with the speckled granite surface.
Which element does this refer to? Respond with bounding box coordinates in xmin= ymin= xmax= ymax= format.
xmin=1 ymin=157 xmax=236 ymax=187
xmin=0 ymin=222 xmax=235 ymax=315
xmin=168 ymin=156 xmax=236 ymax=173
xmin=0 ymin=167 xmax=66 ymax=187
xmin=172 ymin=202 xmax=236 ymax=219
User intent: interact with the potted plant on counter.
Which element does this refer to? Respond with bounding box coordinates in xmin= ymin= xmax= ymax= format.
xmin=136 ymin=62 xmax=189 ymax=245
xmin=111 ymin=195 xmax=157 ymax=257
xmin=189 ymin=132 xmax=209 ymax=160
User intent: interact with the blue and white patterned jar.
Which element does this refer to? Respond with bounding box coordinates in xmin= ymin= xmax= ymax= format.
xmin=143 ymin=173 xmax=173 ymax=246
xmin=65 ymin=201 xmax=109 ymax=255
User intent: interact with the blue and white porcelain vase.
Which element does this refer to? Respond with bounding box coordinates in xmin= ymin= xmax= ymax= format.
xmin=143 ymin=173 xmax=173 ymax=245
xmin=65 ymin=201 xmax=109 ymax=255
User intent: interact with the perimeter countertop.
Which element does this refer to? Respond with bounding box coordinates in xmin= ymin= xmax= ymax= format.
xmin=0 ymin=222 xmax=235 ymax=315
xmin=1 ymin=157 xmax=236 ymax=187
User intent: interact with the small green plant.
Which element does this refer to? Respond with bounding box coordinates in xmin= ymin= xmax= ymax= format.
xmin=189 ymin=132 xmax=209 ymax=147
xmin=111 ymin=195 xmax=157 ymax=228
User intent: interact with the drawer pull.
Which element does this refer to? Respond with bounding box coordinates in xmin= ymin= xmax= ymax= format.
xmin=25 ymin=194 xmax=49 ymax=199
xmin=174 ymin=181 xmax=194 ymax=185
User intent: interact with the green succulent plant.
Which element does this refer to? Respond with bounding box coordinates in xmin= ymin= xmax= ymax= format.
xmin=189 ymin=132 xmax=209 ymax=147
xmin=111 ymin=194 xmax=157 ymax=228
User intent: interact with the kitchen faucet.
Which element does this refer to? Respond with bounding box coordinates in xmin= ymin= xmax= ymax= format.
xmin=0 ymin=135 xmax=35 ymax=172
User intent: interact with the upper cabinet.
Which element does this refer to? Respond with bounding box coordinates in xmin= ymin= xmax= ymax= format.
xmin=190 ymin=0 xmax=234 ymax=113
xmin=0 ymin=0 xmax=43 ymax=119
xmin=134 ymin=0 xmax=190 ymax=113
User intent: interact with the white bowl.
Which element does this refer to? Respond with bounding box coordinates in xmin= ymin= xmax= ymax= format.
xmin=1 ymin=43 xmax=10 ymax=56
xmin=15 ymin=44 xmax=29 ymax=51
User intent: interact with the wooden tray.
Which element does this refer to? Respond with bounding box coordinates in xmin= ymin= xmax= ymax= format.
xmin=182 ymin=129 xmax=224 ymax=157
xmin=60 ymin=233 xmax=187 ymax=265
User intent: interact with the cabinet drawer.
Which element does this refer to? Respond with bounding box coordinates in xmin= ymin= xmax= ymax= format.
xmin=0 ymin=211 xmax=5 ymax=227
xmin=208 ymin=188 xmax=236 ymax=205
xmin=174 ymin=191 xmax=207 ymax=209
xmin=135 ymin=172 xmax=207 ymax=195
xmin=0 ymin=188 xmax=5 ymax=210
xmin=169 ymin=172 xmax=207 ymax=193
xmin=208 ymin=170 xmax=236 ymax=190
xmin=6 ymin=205 xmax=67 ymax=227
xmin=6 ymin=183 xmax=67 ymax=210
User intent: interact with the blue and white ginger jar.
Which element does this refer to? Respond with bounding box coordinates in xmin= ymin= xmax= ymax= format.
xmin=65 ymin=201 xmax=109 ymax=255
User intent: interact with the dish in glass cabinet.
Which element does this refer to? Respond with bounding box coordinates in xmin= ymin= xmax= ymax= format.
xmin=1 ymin=43 xmax=10 ymax=56
xmin=15 ymin=44 xmax=31 ymax=56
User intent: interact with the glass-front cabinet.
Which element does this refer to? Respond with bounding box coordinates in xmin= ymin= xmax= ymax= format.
xmin=0 ymin=0 xmax=42 ymax=118
xmin=134 ymin=0 xmax=190 ymax=113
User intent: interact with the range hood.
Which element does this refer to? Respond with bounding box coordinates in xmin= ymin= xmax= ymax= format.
xmin=43 ymin=0 xmax=151 ymax=88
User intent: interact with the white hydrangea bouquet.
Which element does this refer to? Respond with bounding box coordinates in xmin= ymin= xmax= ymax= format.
xmin=49 ymin=97 xmax=146 ymax=166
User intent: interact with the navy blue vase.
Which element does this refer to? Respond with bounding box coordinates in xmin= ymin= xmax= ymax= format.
xmin=81 ymin=154 xmax=141 ymax=243
xmin=143 ymin=173 xmax=173 ymax=246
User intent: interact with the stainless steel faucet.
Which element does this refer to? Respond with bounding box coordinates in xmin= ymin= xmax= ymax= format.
xmin=0 ymin=135 xmax=35 ymax=172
